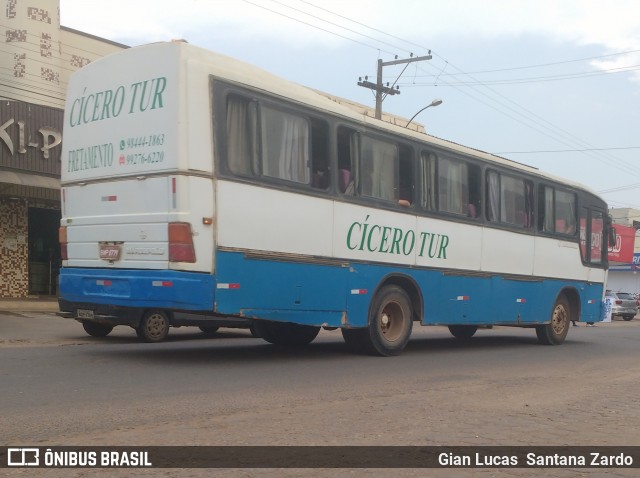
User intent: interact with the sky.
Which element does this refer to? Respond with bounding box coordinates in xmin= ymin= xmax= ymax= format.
xmin=60 ymin=0 xmax=640 ymax=210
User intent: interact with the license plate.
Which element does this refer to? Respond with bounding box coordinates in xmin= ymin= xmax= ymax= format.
xmin=99 ymin=243 xmax=122 ymax=260
xmin=77 ymin=309 xmax=94 ymax=319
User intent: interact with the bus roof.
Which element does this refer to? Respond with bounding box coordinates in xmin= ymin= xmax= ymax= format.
xmin=84 ymin=41 xmax=600 ymax=197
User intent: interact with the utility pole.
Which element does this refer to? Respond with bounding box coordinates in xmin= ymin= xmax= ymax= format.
xmin=358 ymin=53 xmax=432 ymax=119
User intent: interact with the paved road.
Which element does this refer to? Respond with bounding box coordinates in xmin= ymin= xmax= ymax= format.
xmin=1 ymin=312 xmax=639 ymax=477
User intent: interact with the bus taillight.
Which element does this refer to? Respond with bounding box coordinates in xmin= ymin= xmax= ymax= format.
xmin=59 ymin=226 xmax=68 ymax=260
xmin=168 ymin=222 xmax=196 ymax=263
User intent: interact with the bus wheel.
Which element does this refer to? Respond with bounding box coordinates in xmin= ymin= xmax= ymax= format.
xmin=254 ymin=321 xmax=320 ymax=346
xmin=448 ymin=325 xmax=478 ymax=339
xmin=536 ymin=296 xmax=570 ymax=345
xmin=343 ymin=285 xmax=413 ymax=356
xmin=82 ymin=321 xmax=113 ymax=337
xmin=199 ymin=325 xmax=220 ymax=334
xmin=136 ymin=310 xmax=170 ymax=343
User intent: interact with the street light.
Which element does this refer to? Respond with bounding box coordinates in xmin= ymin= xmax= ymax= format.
xmin=405 ymin=98 xmax=443 ymax=128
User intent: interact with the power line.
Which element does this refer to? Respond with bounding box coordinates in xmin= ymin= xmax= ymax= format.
xmin=268 ymin=0 xmax=412 ymax=56
xmin=397 ymin=63 xmax=640 ymax=86
xmin=264 ymin=1 xmax=640 ymax=177
xmin=397 ymin=48 xmax=640 ymax=78
xmin=416 ymin=56 xmax=640 ymax=174
xmin=495 ymin=146 xmax=640 ymax=154
xmin=240 ymin=0 xmax=396 ymax=56
xmin=298 ymin=0 xmax=427 ymax=53
xmin=599 ymin=182 xmax=640 ymax=194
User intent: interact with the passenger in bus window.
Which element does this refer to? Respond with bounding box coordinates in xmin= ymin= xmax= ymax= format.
xmin=312 ymin=170 xmax=329 ymax=189
xmin=339 ymin=169 xmax=354 ymax=194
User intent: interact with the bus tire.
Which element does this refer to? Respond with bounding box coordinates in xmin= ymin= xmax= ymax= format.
xmin=448 ymin=325 xmax=478 ymax=339
xmin=344 ymin=285 xmax=413 ymax=356
xmin=82 ymin=321 xmax=113 ymax=337
xmin=536 ymin=296 xmax=570 ymax=345
xmin=199 ymin=325 xmax=220 ymax=334
xmin=136 ymin=310 xmax=170 ymax=343
xmin=254 ymin=321 xmax=320 ymax=346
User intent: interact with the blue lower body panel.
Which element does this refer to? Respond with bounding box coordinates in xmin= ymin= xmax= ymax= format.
xmin=212 ymin=251 xmax=604 ymax=328
xmin=59 ymin=251 xmax=605 ymax=327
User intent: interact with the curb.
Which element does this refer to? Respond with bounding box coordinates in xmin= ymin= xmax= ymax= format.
xmin=0 ymin=299 xmax=59 ymax=312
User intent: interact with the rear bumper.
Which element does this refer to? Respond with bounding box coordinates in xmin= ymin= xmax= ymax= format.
xmin=57 ymin=300 xmax=143 ymax=327
xmin=59 ymin=267 xmax=215 ymax=311
xmin=57 ymin=299 xmax=251 ymax=329
xmin=611 ymin=307 xmax=638 ymax=316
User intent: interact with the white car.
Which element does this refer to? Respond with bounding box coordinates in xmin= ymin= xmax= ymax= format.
xmin=605 ymin=291 xmax=638 ymax=321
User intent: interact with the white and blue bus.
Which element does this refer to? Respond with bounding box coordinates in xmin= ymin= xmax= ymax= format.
xmin=58 ymin=41 xmax=613 ymax=355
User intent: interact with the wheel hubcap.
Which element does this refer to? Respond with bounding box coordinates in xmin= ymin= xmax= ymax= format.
xmin=551 ymin=304 xmax=567 ymax=335
xmin=146 ymin=314 xmax=167 ymax=339
xmin=379 ymin=302 xmax=403 ymax=341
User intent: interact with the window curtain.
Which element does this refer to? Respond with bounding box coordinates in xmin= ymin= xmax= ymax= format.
xmin=591 ymin=213 xmax=603 ymax=263
xmin=226 ymin=97 xmax=257 ymax=175
xmin=500 ymin=176 xmax=526 ymax=225
xmin=487 ymin=171 xmax=500 ymax=222
xmin=556 ymin=190 xmax=577 ymax=234
xmin=343 ymin=134 xmax=359 ymax=195
xmin=421 ymin=153 xmax=436 ymax=209
xmin=261 ymin=107 xmax=309 ymax=184
xmin=524 ymin=182 xmax=533 ymax=228
xmin=361 ymin=138 xmax=397 ymax=201
xmin=543 ymin=187 xmax=554 ymax=232
xmin=440 ymin=158 xmax=467 ymax=215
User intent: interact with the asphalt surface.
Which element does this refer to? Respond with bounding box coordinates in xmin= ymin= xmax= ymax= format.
xmin=1 ymin=310 xmax=639 ymax=478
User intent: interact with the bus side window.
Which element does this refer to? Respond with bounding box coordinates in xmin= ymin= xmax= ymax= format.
xmin=555 ymin=190 xmax=577 ymax=235
xmin=398 ymin=145 xmax=414 ymax=207
xmin=590 ymin=211 xmax=604 ymax=264
xmin=468 ymin=165 xmax=481 ymax=218
xmin=538 ymin=186 xmax=555 ymax=233
xmin=260 ymin=106 xmax=310 ymax=184
xmin=487 ymin=171 xmax=532 ymax=227
xmin=311 ymin=119 xmax=330 ymax=190
xmin=226 ymin=95 xmax=258 ymax=176
xmin=438 ymin=157 xmax=480 ymax=217
xmin=337 ymin=127 xmax=357 ymax=195
xmin=579 ymin=206 xmax=588 ymax=260
xmin=438 ymin=157 xmax=466 ymax=214
xmin=538 ymin=185 xmax=576 ymax=235
xmin=420 ymin=152 xmax=436 ymax=210
xmin=360 ymin=136 xmax=398 ymax=203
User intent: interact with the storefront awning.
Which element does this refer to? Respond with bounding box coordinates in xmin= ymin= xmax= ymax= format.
xmin=1 ymin=171 xmax=60 ymax=190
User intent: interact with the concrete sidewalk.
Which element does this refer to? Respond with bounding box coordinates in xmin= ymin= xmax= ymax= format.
xmin=0 ymin=297 xmax=59 ymax=312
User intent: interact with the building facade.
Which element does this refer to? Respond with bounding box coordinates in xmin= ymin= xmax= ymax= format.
xmin=1 ymin=0 xmax=125 ymax=297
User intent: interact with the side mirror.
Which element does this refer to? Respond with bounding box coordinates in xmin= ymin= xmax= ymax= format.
xmin=608 ymin=227 xmax=617 ymax=248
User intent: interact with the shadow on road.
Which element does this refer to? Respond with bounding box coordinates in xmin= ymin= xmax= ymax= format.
xmin=81 ymin=327 xmax=599 ymax=367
